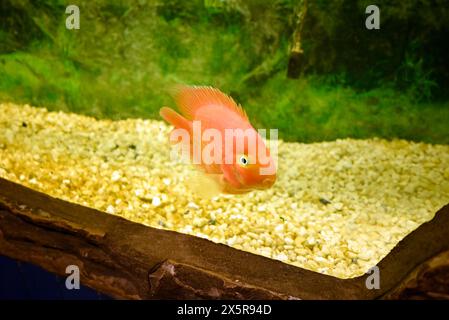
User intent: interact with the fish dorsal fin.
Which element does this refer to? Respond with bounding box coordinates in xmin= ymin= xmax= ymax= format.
xmin=174 ymin=85 xmax=248 ymax=120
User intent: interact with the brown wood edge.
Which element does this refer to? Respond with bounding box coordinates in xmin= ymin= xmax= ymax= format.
xmin=0 ymin=177 xmax=448 ymax=299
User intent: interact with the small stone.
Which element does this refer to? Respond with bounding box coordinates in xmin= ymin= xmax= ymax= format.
xmin=306 ymin=236 xmax=316 ymax=247
xmin=333 ymin=202 xmax=343 ymax=211
xmin=187 ymin=202 xmax=200 ymax=210
xmin=111 ymin=170 xmax=121 ymax=182
xmin=226 ymin=236 xmax=237 ymax=246
xmin=444 ymin=167 xmax=449 ymax=179
xmin=319 ymin=198 xmax=331 ymax=205
xmin=274 ymin=253 xmax=288 ymax=262
xmin=152 ymin=196 xmax=161 ymax=207
xmin=359 ymin=250 xmax=373 ymax=261
xmin=274 ymin=224 xmax=284 ymax=233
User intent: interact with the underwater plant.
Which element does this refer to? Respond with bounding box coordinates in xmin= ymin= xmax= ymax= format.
xmin=396 ymin=51 xmax=438 ymax=101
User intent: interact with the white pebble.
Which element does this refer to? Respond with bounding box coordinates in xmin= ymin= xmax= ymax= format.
xmin=152 ymin=196 xmax=161 ymax=207
xmin=111 ymin=170 xmax=121 ymax=182
xmin=274 ymin=224 xmax=284 ymax=233
xmin=274 ymin=253 xmax=288 ymax=261
xmin=187 ymin=202 xmax=200 ymax=210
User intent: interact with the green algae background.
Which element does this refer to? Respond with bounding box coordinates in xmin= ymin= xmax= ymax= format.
xmin=0 ymin=0 xmax=448 ymax=144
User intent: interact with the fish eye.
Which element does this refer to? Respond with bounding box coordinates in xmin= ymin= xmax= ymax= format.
xmin=238 ymin=155 xmax=249 ymax=167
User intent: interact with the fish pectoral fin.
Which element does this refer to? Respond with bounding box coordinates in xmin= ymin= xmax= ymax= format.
xmin=220 ymin=164 xmax=241 ymax=189
xmin=190 ymin=171 xmax=223 ymax=199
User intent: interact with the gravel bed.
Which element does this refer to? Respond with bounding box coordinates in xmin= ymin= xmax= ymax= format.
xmin=1 ymin=102 xmax=448 ymax=278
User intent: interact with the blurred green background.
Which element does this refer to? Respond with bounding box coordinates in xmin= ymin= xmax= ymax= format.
xmin=0 ymin=0 xmax=448 ymax=144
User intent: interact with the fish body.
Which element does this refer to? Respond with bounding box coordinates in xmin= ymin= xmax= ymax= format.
xmin=160 ymin=86 xmax=276 ymax=194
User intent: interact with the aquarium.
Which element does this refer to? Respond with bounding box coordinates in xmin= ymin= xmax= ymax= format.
xmin=0 ymin=0 xmax=448 ymax=303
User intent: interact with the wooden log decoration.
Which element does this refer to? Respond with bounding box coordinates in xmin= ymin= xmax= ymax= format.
xmin=287 ymin=0 xmax=307 ymax=79
xmin=0 ymin=177 xmax=448 ymax=299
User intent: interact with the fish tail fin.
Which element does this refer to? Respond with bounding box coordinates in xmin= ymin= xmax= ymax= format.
xmin=159 ymin=106 xmax=192 ymax=132
xmin=160 ymin=107 xmax=194 ymax=163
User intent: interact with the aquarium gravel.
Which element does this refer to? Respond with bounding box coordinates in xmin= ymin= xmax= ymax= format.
xmin=1 ymin=102 xmax=448 ymax=278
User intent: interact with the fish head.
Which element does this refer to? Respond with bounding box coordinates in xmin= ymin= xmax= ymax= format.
xmin=226 ymin=130 xmax=277 ymax=191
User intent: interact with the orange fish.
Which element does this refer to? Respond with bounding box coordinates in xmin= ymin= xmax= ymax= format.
xmin=160 ymin=86 xmax=276 ymax=194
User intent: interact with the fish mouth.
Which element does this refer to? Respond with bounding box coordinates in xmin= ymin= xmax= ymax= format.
xmin=258 ymin=177 xmax=276 ymax=189
xmin=224 ymin=185 xmax=253 ymax=194
xmin=224 ymin=182 xmax=272 ymax=194
xmin=222 ymin=170 xmax=276 ymax=193
xmin=229 ymin=178 xmax=275 ymax=192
